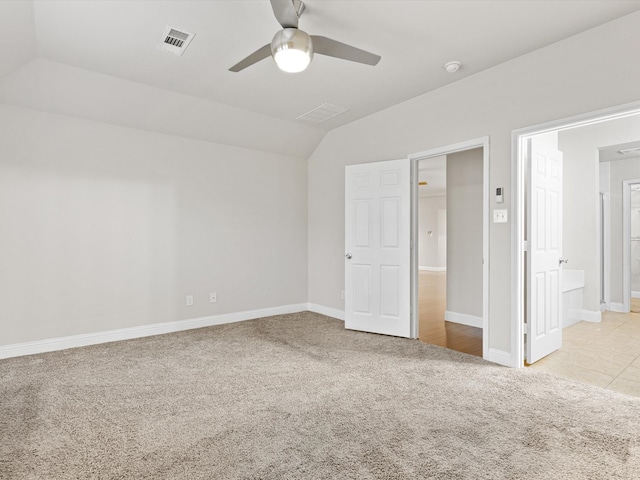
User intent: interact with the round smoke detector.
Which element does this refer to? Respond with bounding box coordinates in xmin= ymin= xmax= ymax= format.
xmin=444 ymin=61 xmax=461 ymax=73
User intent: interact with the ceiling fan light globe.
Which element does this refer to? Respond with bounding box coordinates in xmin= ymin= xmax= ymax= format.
xmin=273 ymin=49 xmax=312 ymax=73
xmin=271 ymin=28 xmax=313 ymax=73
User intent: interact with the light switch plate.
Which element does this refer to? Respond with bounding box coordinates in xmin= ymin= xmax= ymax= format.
xmin=493 ymin=209 xmax=508 ymax=223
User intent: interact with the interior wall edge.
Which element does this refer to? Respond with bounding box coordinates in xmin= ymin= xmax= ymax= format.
xmin=307 ymin=303 xmax=346 ymax=322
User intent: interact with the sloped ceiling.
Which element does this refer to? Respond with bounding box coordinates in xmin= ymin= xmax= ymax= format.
xmin=0 ymin=59 xmax=326 ymax=158
xmin=0 ymin=1 xmax=37 ymax=78
xmin=2 ymin=1 xmax=640 ymax=157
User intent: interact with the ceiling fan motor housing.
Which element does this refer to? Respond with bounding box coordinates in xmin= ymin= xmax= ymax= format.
xmin=271 ymin=28 xmax=314 ymax=72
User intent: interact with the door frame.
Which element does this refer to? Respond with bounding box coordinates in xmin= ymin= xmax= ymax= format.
xmin=600 ymin=191 xmax=610 ymax=310
xmin=511 ymin=100 xmax=640 ymax=367
xmin=623 ymin=178 xmax=640 ymax=313
xmin=409 ymin=137 xmax=490 ymax=360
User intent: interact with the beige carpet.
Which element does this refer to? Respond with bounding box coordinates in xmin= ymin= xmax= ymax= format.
xmin=1 ymin=312 xmax=639 ymax=479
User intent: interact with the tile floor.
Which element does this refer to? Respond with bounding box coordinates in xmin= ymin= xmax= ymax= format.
xmin=528 ymin=307 xmax=640 ymax=398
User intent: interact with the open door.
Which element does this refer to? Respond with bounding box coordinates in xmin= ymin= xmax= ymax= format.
xmin=526 ymin=136 xmax=563 ymax=363
xmin=345 ymin=159 xmax=411 ymax=337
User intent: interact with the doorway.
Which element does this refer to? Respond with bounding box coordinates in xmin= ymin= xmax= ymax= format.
xmin=342 ymin=138 xmax=489 ymax=360
xmin=522 ymin=125 xmax=640 ymax=396
xmin=512 ymin=100 xmax=640 ymax=368
xmin=410 ymin=138 xmax=489 ymax=359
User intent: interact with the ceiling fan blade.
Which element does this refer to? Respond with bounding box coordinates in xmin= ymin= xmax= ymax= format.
xmin=311 ymin=36 xmax=381 ymax=66
xmin=229 ymin=44 xmax=272 ymax=72
xmin=270 ymin=0 xmax=299 ymax=29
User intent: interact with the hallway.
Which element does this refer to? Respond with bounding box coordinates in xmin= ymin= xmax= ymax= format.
xmin=418 ymin=270 xmax=482 ymax=357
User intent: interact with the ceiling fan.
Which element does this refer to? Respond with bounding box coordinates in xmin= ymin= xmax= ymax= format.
xmin=229 ymin=0 xmax=381 ymax=73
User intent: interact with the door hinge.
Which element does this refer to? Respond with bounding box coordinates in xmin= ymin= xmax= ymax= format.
xmin=523 ymin=240 xmax=528 ymax=252
xmin=523 ymin=322 xmax=528 ymax=335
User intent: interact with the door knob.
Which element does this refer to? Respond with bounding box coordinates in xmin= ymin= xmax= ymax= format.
xmin=559 ymin=258 xmax=568 ymax=265
xmin=345 ymin=253 xmax=352 ymax=260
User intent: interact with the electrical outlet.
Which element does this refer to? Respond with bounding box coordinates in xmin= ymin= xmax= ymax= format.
xmin=210 ymin=292 xmax=217 ymax=303
xmin=493 ymin=209 xmax=508 ymax=223
xmin=186 ymin=295 xmax=194 ymax=306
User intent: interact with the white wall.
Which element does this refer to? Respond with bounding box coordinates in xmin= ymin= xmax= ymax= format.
xmin=418 ymin=195 xmax=446 ymax=269
xmin=0 ymin=104 xmax=308 ymax=346
xmin=557 ymin=129 xmax=598 ymax=312
xmin=558 ymin=115 xmax=640 ymax=312
xmin=446 ymin=149 xmax=483 ymax=317
xmin=307 ymin=11 xmax=640 ymax=358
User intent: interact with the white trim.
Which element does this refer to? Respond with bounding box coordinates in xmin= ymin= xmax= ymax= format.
xmin=0 ymin=303 xmax=308 ymax=360
xmin=307 ymin=303 xmax=345 ymax=321
xmin=410 ymin=138 xmax=487 ymax=160
xmin=419 ymin=266 xmax=447 ymax=272
xmin=409 ymin=137 xmax=490 ymax=362
xmin=512 ymin=100 xmax=640 ymax=369
xmin=602 ymin=192 xmax=611 ymax=307
xmin=632 ymin=291 xmax=640 ymax=299
xmin=580 ymin=309 xmax=602 ymax=323
xmin=609 ymin=302 xmax=627 ymax=313
xmin=444 ymin=310 xmax=483 ymax=328
xmin=485 ymin=348 xmax=514 ymax=368
xmin=511 ymin=128 xmax=526 ymax=368
xmin=411 ymin=157 xmax=419 ymax=340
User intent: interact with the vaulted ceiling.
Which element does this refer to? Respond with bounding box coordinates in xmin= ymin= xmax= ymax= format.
xmin=2 ymin=1 xmax=640 ymax=157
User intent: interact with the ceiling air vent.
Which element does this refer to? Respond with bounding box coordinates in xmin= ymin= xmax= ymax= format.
xmin=297 ymin=103 xmax=348 ymax=124
xmin=157 ymin=25 xmax=195 ymax=57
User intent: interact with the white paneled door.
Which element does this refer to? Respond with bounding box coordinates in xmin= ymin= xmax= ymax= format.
xmin=345 ymin=159 xmax=411 ymax=338
xmin=526 ymin=137 xmax=564 ymax=364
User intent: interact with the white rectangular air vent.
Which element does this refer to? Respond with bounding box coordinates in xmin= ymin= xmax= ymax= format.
xmin=297 ymin=103 xmax=348 ymax=124
xmin=157 ymin=25 xmax=195 ymax=56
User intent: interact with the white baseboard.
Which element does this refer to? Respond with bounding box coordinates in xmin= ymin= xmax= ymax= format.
xmin=609 ymin=302 xmax=627 ymax=313
xmin=632 ymin=291 xmax=640 ymax=299
xmin=563 ymin=315 xmax=581 ymax=329
xmin=564 ymin=309 xmax=602 ymax=328
xmin=0 ymin=303 xmax=308 ymax=360
xmin=419 ymin=266 xmax=446 ymax=272
xmin=580 ymin=309 xmax=601 ymax=323
xmin=444 ymin=310 xmax=483 ymax=328
xmin=486 ymin=348 xmax=514 ymax=368
xmin=307 ymin=303 xmax=345 ymax=321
